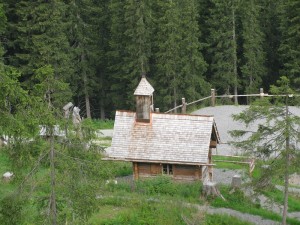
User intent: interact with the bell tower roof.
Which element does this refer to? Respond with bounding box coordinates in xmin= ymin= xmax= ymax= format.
xmin=134 ymin=77 xmax=154 ymax=96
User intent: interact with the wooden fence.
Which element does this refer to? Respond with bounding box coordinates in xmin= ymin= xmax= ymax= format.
xmin=212 ymin=154 xmax=256 ymax=176
xmin=165 ymin=88 xmax=300 ymax=114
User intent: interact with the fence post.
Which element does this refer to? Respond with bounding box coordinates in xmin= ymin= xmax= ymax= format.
xmin=260 ymin=88 xmax=264 ymax=99
xmin=182 ymin=98 xmax=186 ymax=114
xmin=211 ymin=89 xmax=215 ymax=107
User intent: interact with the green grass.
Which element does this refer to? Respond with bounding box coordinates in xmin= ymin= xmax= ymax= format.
xmin=90 ymin=200 xmax=255 ymax=225
xmin=103 ymin=176 xmax=204 ymax=203
xmin=204 ymin=214 xmax=254 ymax=225
xmin=98 ymin=136 xmax=112 ymax=141
xmin=89 ymin=205 xmax=131 ymax=224
xmin=2 ymin=147 xmax=299 ymax=224
xmin=93 ymin=136 xmax=112 ymax=147
xmin=92 ymin=119 xmax=114 ymax=129
xmin=209 ymin=185 xmax=300 ymax=225
xmin=214 ymin=162 xmax=247 ymax=170
xmin=213 ymin=155 xmax=249 ymax=170
xmin=263 ymin=188 xmax=300 ymax=212
xmin=90 ymin=199 xmax=196 ymax=225
xmin=213 ymin=155 xmax=247 ymax=162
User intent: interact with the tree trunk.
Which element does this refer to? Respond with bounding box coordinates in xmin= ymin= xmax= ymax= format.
xmin=81 ymin=53 xmax=91 ymax=119
xmin=232 ymin=5 xmax=238 ymax=105
xmin=85 ymin=90 xmax=91 ymax=119
xmin=100 ymin=103 xmax=105 ymax=120
xmin=100 ymin=78 xmax=105 ymax=120
xmin=282 ymin=95 xmax=290 ymax=225
xmin=50 ymin=130 xmax=57 ymax=225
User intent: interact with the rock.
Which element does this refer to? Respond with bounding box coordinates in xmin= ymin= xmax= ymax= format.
xmin=289 ymin=173 xmax=300 ymax=186
xmin=2 ymin=172 xmax=13 ymax=182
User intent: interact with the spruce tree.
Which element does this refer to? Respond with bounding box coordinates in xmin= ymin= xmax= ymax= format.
xmin=4 ymin=0 xmax=73 ymax=101
xmin=0 ymin=3 xmax=36 ymax=139
xmin=107 ymin=0 xmax=153 ymax=111
xmin=260 ymin=0 xmax=282 ymax=89
xmin=231 ymin=77 xmax=300 ymax=225
xmin=123 ymin=0 xmax=153 ymax=106
xmin=67 ymin=0 xmax=104 ymax=118
xmin=154 ymin=0 xmax=184 ymax=111
xmin=240 ymin=0 xmax=266 ymax=100
xmin=178 ymin=0 xmax=208 ymax=103
xmin=207 ymin=0 xmax=240 ymax=104
xmin=106 ymin=0 xmax=129 ymax=111
xmin=279 ymin=0 xmax=300 ymax=88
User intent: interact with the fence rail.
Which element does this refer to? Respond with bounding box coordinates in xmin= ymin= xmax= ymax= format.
xmin=165 ymin=88 xmax=300 ymax=114
xmin=213 ymin=154 xmax=256 ymax=176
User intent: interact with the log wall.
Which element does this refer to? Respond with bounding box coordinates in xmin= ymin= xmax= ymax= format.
xmin=134 ymin=162 xmax=204 ymax=181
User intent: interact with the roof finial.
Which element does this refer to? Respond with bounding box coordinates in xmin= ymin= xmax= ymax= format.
xmin=141 ymin=72 xmax=146 ymax=78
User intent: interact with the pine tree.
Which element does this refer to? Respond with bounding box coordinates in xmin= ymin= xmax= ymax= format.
xmin=67 ymin=0 xmax=104 ymax=118
xmin=106 ymin=0 xmax=129 ymax=111
xmin=231 ymin=77 xmax=300 ymax=225
xmin=0 ymin=3 xmax=36 ymax=139
xmin=123 ymin=0 xmax=153 ymax=106
xmin=93 ymin=0 xmax=111 ymax=119
xmin=154 ymin=0 xmax=184 ymax=111
xmin=279 ymin=0 xmax=300 ymax=88
xmin=240 ymin=0 xmax=266 ymax=100
xmin=206 ymin=0 xmax=240 ymax=104
xmin=260 ymin=0 xmax=282 ymax=89
xmin=178 ymin=0 xmax=208 ymax=103
xmin=0 ymin=3 xmax=6 ymax=61
xmin=4 ymin=0 xmax=73 ymax=103
xmin=106 ymin=0 xmax=153 ymax=111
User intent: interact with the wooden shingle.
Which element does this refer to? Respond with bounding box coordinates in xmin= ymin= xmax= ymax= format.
xmin=106 ymin=111 xmax=216 ymax=164
xmin=133 ymin=77 xmax=154 ymax=96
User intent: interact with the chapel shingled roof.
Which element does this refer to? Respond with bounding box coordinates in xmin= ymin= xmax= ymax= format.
xmin=133 ymin=77 xmax=154 ymax=96
xmin=106 ymin=111 xmax=217 ymax=165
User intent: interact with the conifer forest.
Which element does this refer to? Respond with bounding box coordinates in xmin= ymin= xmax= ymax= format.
xmin=1 ymin=1 xmax=300 ymax=225
xmin=1 ymin=0 xmax=299 ymax=118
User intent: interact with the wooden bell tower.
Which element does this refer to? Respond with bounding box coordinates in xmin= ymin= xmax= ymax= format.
xmin=134 ymin=74 xmax=154 ymax=123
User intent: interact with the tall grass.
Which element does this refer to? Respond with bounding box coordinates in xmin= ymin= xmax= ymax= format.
xmin=90 ymin=200 xmax=196 ymax=225
xmin=104 ymin=176 xmax=203 ymax=203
